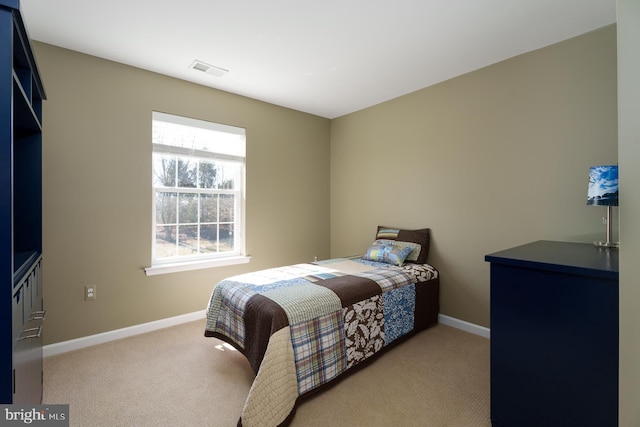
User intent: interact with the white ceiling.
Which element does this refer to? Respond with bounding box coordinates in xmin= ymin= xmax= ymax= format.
xmin=21 ymin=0 xmax=616 ymax=119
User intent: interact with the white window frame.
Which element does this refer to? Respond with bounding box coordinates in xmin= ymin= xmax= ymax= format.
xmin=145 ymin=112 xmax=249 ymax=276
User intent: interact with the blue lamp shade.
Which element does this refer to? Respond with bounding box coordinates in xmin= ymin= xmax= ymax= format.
xmin=587 ymin=165 xmax=619 ymax=206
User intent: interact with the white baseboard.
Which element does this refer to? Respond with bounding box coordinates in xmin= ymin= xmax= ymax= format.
xmin=43 ymin=310 xmax=206 ymax=358
xmin=43 ymin=310 xmax=487 ymax=358
xmin=438 ymin=314 xmax=491 ymax=339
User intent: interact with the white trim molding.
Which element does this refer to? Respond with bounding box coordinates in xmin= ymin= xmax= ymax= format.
xmin=438 ymin=314 xmax=491 ymax=338
xmin=43 ymin=310 xmax=206 ymax=357
xmin=43 ymin=311 xmax=488 ymax=358
xmin=144 ymin=256 xmax=251 ymax=276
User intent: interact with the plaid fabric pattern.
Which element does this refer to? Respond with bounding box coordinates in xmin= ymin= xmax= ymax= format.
xmin=358 ymin=268 xmax=412 ymax=292
xmin=290 ymin=310 xmax=346 ymax=395
xmin=203 ymin=258 xmax=440 ymax=426
xmin=205 ymin=280 xmax=255 ymax=349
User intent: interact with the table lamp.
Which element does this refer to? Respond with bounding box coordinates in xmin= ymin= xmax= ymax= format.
xmin=587 ymin=165 xmax=619 ymax=248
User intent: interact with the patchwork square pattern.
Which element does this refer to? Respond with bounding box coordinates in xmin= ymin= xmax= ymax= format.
xmin=206 ymin=281 xmax=255 ymax=349
xmin=383 ymin=284 xmax=416 ymax=344
xmin=290 ymin=311 xmax=346 ymax=394
xmin=343 ymin=295 xmax=385 ymax=369
xmin=205 ymin=257 xmax=433 ymax=425
xmin=358 ymin=268 xmax=412 ymax=292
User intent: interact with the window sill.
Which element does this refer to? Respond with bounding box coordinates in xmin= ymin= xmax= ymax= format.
xmin=144 ymin=256 xmax=251 ymax=276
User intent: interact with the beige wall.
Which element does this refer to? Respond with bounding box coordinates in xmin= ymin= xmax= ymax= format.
xmin=35 ymin=25 xmax=620 ymax=343
xmin=34 ymin=43 xmax=331 ymax=344
xmin=33 ymin=15 xmax=637 ymax=423
xmin=617 ymin=0 xmax=640 ymax=425
xmin=330 ymin=26 xmax=618 ymax=327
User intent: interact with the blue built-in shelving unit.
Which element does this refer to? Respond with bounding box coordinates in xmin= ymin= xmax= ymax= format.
xmin=1 ymin=0 xmax=46 ymax=404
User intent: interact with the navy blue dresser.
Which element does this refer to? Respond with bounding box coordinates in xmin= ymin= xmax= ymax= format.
xmin=486 ymin=240 xmax=618 ymax=427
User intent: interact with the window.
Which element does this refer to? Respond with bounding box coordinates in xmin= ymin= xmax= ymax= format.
xmin=148 ymin=112 xmax=247 ymax=274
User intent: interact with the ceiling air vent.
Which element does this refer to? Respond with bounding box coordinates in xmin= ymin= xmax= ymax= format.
xmin=189 ymin=60 xmax=228 ymax=77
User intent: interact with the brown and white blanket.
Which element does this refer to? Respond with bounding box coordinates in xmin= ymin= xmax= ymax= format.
xmin=204 ymin=257 xmax=439 ymax=426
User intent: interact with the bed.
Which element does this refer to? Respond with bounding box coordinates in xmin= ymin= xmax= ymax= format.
xmin=204 ymin=226 xmax=439 ymax=426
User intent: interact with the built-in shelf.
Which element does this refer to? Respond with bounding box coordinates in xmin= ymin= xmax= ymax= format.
xmin=2 ymin=0 xmax=46 ymax=404
xmin=12 ymin=74 xmax=42 ymax=133
xmin=13 ymin=251 xmax=38 ymax=288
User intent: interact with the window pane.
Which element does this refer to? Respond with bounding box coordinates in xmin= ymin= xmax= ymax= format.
xmin=155 ymin=192 xmax=177 ymax=225
xmin=153 ymin=155 xmax=176 ymax=187
xmin=155 ymin=225 xmax=177 ymax=258
xmin=200 ymin=225 xmax=218 ymax=253
xmin=216 ymin=163 xmax=237 ymax=190
xmin=152 ymin=112 xmax=245 ymax=265
xmin=199 ymin=160 xmax=217 ymax=189
xmin=153 ymin=112 xmax=245 ymax=157
xmin=220 ymin=194 xmax=234 ymax=222
xmin=178 ymin=158 xmax=197 ymax=188
xmin=200 ymin=194 xmax=218 ymax=223
xmin=219 ymin=224 xmax=234 ymax=252
xmin=178 ymin=225 xmax=198 ymax=256
xmin=179 ymin=193 xmax=198 ymax=223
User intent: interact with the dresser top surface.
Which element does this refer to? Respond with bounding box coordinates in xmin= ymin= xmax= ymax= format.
xmin=485 ymin=240 xmax=619 ymax=278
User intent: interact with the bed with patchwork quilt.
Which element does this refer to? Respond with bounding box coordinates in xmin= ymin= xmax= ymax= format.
xmin=204 ymin=227 xmax=439 ymax=426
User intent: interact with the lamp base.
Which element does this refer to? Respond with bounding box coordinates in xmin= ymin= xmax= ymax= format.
xmin=593 ymin=205 xmax=618 ymax=249
xmin=593 ymin=241 xmax=619 ymax=248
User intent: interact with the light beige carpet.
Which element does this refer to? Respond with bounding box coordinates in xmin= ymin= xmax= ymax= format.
xmin=43 ymin=320 xmax=490 ymax=427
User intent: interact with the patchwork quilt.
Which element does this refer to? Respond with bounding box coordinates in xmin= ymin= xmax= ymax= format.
xmin=204 ymin=257 xmax=439 ymax=427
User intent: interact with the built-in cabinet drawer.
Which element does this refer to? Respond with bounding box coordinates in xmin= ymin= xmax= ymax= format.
xmin=12 ymin=256 xmax=44 ymax=404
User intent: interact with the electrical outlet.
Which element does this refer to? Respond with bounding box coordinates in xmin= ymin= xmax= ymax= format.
xmin=85 ymin=285 xmax=96 ymax=301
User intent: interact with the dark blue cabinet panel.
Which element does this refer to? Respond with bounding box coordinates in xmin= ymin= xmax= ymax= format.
xmin=1 ymin=0 xmax=46 ymax=404
xmin=486 ymin=241 xmax=618 ymax=427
